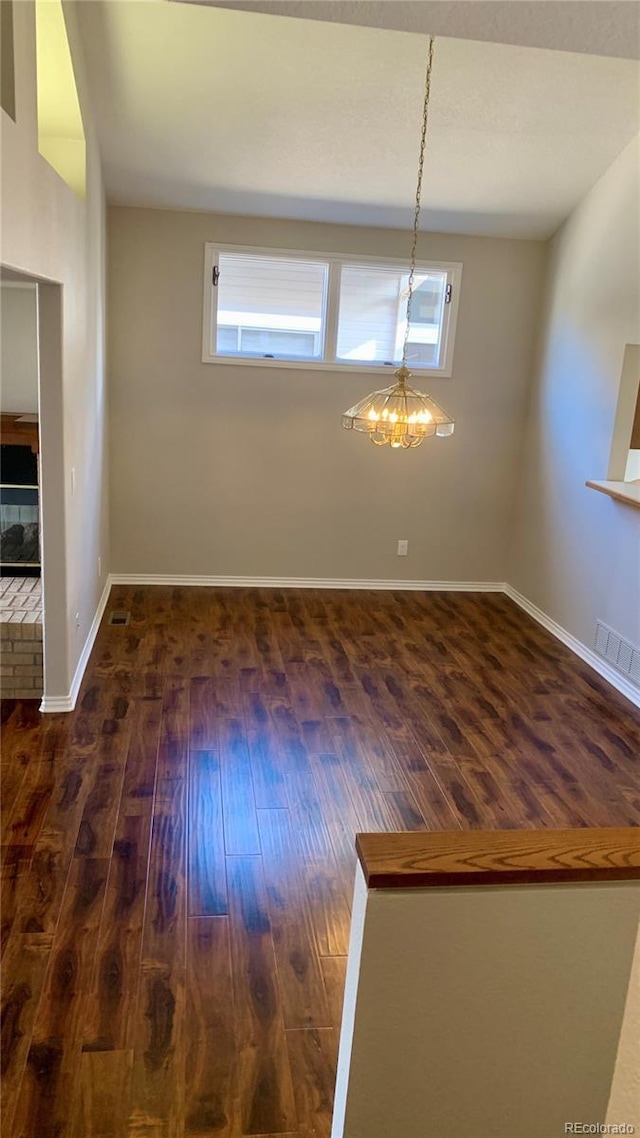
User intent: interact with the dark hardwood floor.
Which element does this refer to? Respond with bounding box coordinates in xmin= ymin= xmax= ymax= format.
xmin=1 ymin=586 xmax=639 ymax=1137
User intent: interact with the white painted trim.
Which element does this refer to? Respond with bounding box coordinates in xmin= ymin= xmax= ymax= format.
xmin=504 ymin=585 xmax=640 ymax=710
xmin=332 ymin=863 xmax=369 ymax=1138
xmin=40 ymin=576 xmax=112 ymax=713
xmin=109 ymin=574 xmax=504 ymax=592
xmin=39 ymin=693 xmax=76 ymax=714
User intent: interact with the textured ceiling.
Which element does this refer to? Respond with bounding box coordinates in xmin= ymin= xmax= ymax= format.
xmin=181 ymin=0 xmax=640 ymax=60
xmin=78 ymin=0 xmax=640 ymax=238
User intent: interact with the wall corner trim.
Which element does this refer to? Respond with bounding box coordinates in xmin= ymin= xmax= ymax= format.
xmin=40 ymin=575 xmax=113 ymax=713
xmin=504 ymin=584 xmax=640 ymax=710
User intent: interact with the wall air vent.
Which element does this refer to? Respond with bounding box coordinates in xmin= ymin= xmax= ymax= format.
xmin=595 ymin=621 xmax=640 ymax=687
xmin=108 ymin=610 xmax=131 ymax=626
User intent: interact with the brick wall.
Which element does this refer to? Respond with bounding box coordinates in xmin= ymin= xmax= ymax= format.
xmin=1 ymin=622 xmax=43 ymax=699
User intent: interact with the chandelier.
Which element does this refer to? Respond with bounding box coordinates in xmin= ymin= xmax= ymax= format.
xmin=341 ymin=38 xmax=455 ymax=450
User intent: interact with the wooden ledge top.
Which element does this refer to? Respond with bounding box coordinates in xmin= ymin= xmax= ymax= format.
xmin=356 ymin=828 xmax=640 ymax=890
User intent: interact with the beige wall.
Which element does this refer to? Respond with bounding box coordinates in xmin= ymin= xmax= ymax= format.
xmin=334 ymin=866 xmax=640 ymax=1137
xmin=607 ymin=922 xmax=640 ymax=1126
xmin=108 ymin=207 xmax=546 ymax=581
xmin=0 ymin=284 xmax=39 ymax=413
xmin=0 ymin=0 xmax=109 ymax=698
xmin=508 ymin=136 xmax=640 ymax=650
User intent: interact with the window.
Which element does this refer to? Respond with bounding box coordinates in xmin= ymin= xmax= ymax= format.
xmin=214 ymin=252 xmax=327 ymax=361
xmin=625 ymin=364 xmax=640 ymax=482
xmin=336 ymin=264 xmax=447 ymax=367
xmin=587 ymin=342 xmax=640 ymax=510
xmin=203 ymin=244 xmax=461 ymax=376
xmin=606 ymin=343 xmax=640 ymax=483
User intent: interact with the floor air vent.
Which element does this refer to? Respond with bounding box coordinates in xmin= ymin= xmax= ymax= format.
xmin=595 ymin=621 xmax=640 ymax=686
xmin=108 ymin=610 xmax=131 ymax=627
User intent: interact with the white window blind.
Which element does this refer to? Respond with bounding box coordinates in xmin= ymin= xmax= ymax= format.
xmin=203 ymin=244 xmax=461 ymax=376
xmin=336 ymin=265 xmax=447 ymax=367
xmin=215 ymin=253 xmax=328 ymax=360
xmin=336 ymin=265 xmax=404 ymax=364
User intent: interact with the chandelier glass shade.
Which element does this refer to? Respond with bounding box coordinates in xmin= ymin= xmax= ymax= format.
xmin=341 ymin=36 xmax=455 ymax=450
xmin=342 ymin=365 xmax=454 ymax=448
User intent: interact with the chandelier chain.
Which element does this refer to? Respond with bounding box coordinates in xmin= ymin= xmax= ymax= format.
xmin=402 ymin=35 xmax=435 ymax=369
xmin=341 ymin=34 xmax=455 ymax=448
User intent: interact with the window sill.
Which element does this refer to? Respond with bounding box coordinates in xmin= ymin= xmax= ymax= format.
xmin=201 ymin=354 xmax=453 ymax=378
xmin=586 ymin=480 xmax=640 ymax=510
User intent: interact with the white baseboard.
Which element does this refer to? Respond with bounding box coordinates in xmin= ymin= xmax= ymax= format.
xmin=504 ymin=585 xmax=640 ymax=710
xmin=40 ymin=575 xmax=113 ymax=714
xmin=109 ymin=573 xmax=505 ymax=592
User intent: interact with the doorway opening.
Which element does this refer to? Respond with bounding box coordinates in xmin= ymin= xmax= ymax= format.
xmin=1 ymin=267 xmax=67 ymax=707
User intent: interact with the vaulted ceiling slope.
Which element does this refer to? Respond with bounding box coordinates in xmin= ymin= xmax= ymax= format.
xmin=188 ymin=0 xmax=640 ymax=61
xmin=77 ymin=0 xmax=640 ymax=238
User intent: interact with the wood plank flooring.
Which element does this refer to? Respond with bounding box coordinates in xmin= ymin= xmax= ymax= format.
xmin=2 ymin=586 xmax=640 ymax=1137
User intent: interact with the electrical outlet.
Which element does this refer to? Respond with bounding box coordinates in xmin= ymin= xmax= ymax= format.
xmin=397 ymin=539 xmax=409 ymax=556
xmin=75 ymin=612 xmax=80 ymax=631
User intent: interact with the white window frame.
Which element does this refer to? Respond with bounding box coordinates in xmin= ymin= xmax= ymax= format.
xmin=202 ymin=243 xmax=462 ymax=377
